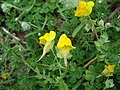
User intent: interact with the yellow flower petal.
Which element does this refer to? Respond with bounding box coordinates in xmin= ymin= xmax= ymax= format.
xmin=105 ymin=65 xmax=115 ymax=72
xmin=83 ymin=5 xmax=92 ymax=16
xmin=57 ymin=34 xmax=75 ymax=50
xmin=79 ymin=1 xmax=87 ymax=8
xmin=39 ymin=31 xmax=56 ymax=45
xmin=75 ymin=1 xmax=95 ymax=17
xmin=2 ymin=74 xmax=7 ymax=80
xmin=96 ymin=65 xmax=115 ymax=78
xmin=87 ymin=1 xmax=94 ymax=7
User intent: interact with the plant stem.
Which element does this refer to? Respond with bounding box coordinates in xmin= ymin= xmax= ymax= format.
xmin=51 ymin=49 xmax=63 ymax=76
xmin=1 ymin=27 xmax=26 ymax=44
xmin=1 ymin=27 xmax=20 ymax=41
xmin=64 ymin=57 xmax=67 ymax=67
xmin=94 ymin=29 xmax=99 ymax=40
xmin=84 ymin=56 xmax=97 ymax=68
xmin=42 ymin=15 xmax=48 ymax=30
xmin=56 ymin=4 xmax=67 ymax=22
xmin=37 ymin=52 xmax=45 ymax=62
xmin=107 ymin=6 xmax=120 ymax=20
xmin=88 ymin=16 xmax=99 ymax=40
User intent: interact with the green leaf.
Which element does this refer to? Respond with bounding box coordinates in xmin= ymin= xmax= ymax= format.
xmin=100 ymin=32 xmax=109 ymax=43
xmin=115 ymin=26 xmax=120 ymax=31
xmin=38 ymin=41 xmax=55 ymax=61
xmin=85 ymin=70 xmax=94 ymax=81
xmin=69 ymin=77 xmax=76 ymax=84
xmin=104 ymin=79 xmax=114 ymax=89
xmin=69 ymin=62 xmax=76 ymax=72
xmin=76 ymin=67 xmax=84 ymax=79
xmin=60 ymin=0 xmax=79 ymax=9
xmin=88 ymin=65 xmax=96 ymax=73
xmin=35 ymin=67 xmax=40 ymax=74
xmin=85 ymin=20 xmax=96 ymax=32
xmin=25 ymin=31 xmax=39 ymax=38
xmin=72 ymin=23 xmax=85 ymax=37
xmin=83 ymin=82 xmax=97 ymax=90
xmin=98 ymin=19 xmax=104 ymax=27
xmin=94 ymin=32 xmax=109 ymax=53
xmin=59 ymin=80 xmax=68 ymax=90
xmin=97 ymin=55 xmax=106 ymax=61
xmin=10 ymin=45 xmax=20 ymax=52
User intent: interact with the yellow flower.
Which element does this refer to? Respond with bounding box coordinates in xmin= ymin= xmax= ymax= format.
xmin=105 ymin=65 xmax=115 ymax=73
xmin=75 ymin=1 xmax=94 ymax=17
xmin=57 ymin=34 xmax=75 ymax=67
xmin=57 ymin=34 xmax=75 ymax=50
xmin=39 ymin=31 xmax=56 ymax=45
xmin=1 ymin=74 xmax=7 ymax=80
xmin=96 ymin=65 xmax=115 ymax=78
xmin=38 ymin=31 xmax=56 ymax=61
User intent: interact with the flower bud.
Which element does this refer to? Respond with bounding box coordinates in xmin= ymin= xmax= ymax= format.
xmin=98 ymin=0 xmax=103 ymax=3
xmin=14 ymin=0 xmax=20 ymax=3
xmin=1 ymin=73 xmax=7 ymax=80
xmin=15 ymin=18 xmax=19 ymax=21
xmin=21 ymin=21 xmax=31 ymax=31
xmin=105 ymin=23 xmax=111 ymax=28
xmin=1 ymin=2 xmax=12 ymax=12
xmin=98 ymin=19 xmax=104 ymax=27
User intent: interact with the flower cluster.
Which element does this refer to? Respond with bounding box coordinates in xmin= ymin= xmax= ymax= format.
xmin=38 ymin=1 xmax=115 ymax=78
xmin=38 ymin=31 xmax=75 ymax=67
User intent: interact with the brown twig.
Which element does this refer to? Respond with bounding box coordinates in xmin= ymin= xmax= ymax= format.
xmin=107 ymin=6 xmax=120 ymax=21
xmin=84 ymin=57 xmax=97 ymax=68
xmin=1 ymin=27 xmax=20 ymax=41
xmin=1 ymin=27 xmax=26 ymax=44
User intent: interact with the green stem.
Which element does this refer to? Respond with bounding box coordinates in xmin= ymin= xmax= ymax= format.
xmin=11 ymin=5 xmax=23 ymax=11
xmin=51 ymin=49 xmax=64 ymax=67
xmin=72 ymin=22 xmax=85 ymax=37
xmin=64 ymin=57 xmax=67 ymax=67
xmin=56 ymin=4 xmax=67 ymax=22
xmin=84 ymin=56 xmax=97 ymax=68
xmin=51 ymin=49 xmax=63 ymax=75
xmin=94 ymin=28 xmax=99 ymax=40
xmin=88 ymin=16 xmax=99 ymax=40
xmin=28 ymin=22 xmax=41 ymax=29
xmin=42 ymin=15 xmax=48 ymax=30
xmin=37 ymin=52 xmax=45 ymax=62
xmin=1 ymin=27 xmax=20 ymax=41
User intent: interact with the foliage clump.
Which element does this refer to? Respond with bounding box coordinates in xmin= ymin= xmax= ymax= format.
xmin=0 ymin=0 xmax=120 ymax=90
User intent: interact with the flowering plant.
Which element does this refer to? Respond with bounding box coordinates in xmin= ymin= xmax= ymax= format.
xmin=57 ymin=34 xmax=75 ymax=66
xmin=96 ymin=65 xmax=115 ymax=78
xmin=38 ymin=31 xmax=56 ymax=61
xmin=0 ymin=0 xmax=120 ymax=89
